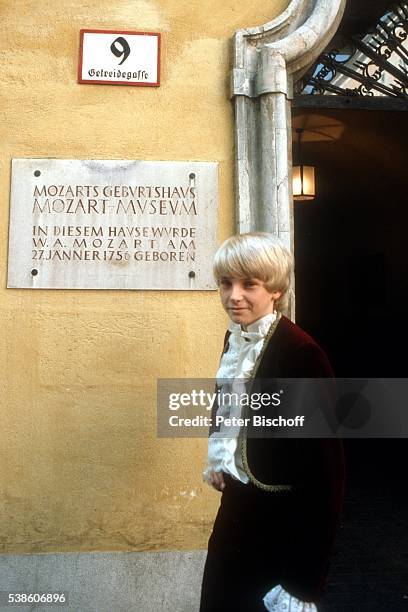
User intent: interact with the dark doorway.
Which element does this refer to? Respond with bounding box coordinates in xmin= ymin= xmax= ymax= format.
xmin=292 ymin=107 xmax=408 ymax=610
xmin=293 ymin=108 xmax=407 ymax=376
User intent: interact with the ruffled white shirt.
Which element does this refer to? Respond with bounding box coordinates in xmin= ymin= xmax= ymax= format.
xmin=203 ymin=312 xmax=318 ymax=612
xmin=204 ymin=312 xmax=276 ymax=483
xmin=263 ymin=585 xmax=317 ymax=611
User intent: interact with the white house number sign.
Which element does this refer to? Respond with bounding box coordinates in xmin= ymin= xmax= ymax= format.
xmin=78 ymin=29 xmax=160 ymax=86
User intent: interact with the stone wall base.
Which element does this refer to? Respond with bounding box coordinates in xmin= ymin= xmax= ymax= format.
xmin=0 ymin=550 xmax=206 ymax=612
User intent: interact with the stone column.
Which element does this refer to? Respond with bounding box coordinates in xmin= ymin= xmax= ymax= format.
xmin=231 ymin=0 xmax=347 ymax=317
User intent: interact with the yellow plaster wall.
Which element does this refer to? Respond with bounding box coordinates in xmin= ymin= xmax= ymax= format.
xmin=0 ymin=0 xmax=288 ymax=553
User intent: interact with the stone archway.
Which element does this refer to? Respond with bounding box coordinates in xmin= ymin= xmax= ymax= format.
xmin=230 ymin=0 xmax=346 ymax=317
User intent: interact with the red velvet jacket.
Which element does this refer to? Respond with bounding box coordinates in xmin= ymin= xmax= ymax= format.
xmin=214 ymin=314 xmax=345 ymax=601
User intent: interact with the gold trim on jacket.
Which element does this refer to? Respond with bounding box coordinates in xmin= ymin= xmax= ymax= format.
xmin=239 ymin=312 xmax=294 ymax=492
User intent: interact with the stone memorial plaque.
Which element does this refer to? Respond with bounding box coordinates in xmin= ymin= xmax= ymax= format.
xmin=7 ymin=159 xmax=218 ymax=290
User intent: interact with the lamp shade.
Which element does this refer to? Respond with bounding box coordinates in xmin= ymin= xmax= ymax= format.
xmin=293 ymin=165 xmax=315 ymax=200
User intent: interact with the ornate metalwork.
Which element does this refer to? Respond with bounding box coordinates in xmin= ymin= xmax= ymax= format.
xmin=300 ymin=2 xmax=408 ymax=97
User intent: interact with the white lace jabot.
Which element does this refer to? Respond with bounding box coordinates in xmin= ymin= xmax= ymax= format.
xmin=227 ymin=311 xmax=276 ymax=343
xmin=217 ymin=312 xmax=277 ymax=385
xmin=204 ymin=312 xmax=276 ymax=485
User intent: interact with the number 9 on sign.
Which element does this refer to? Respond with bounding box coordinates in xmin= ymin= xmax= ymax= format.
xmin=110 ymin=37 xmax=131 ymax=65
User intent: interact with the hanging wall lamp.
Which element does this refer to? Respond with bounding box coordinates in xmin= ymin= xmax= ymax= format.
xmin=293 ymin=128 xmax=316 ymax=201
